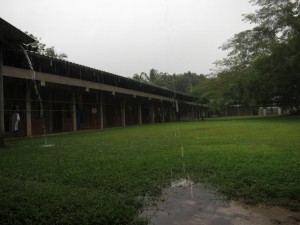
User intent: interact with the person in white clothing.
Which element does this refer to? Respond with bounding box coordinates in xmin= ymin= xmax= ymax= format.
xmin=12 ymin=109 xmax=20 ymax=133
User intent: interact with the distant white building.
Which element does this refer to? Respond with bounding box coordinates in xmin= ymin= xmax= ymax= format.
xmin=258 ymin=106 xmax=299 ymax=116
xmin=258 ymin=107 xmax=282 ymax=116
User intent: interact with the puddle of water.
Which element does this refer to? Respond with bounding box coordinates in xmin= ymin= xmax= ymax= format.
xmin=141 ymin=179 xmax=300 ymax=225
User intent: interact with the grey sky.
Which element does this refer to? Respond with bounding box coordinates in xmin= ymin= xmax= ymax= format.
xmin=0 ymin=0 xmax=255 ymax=77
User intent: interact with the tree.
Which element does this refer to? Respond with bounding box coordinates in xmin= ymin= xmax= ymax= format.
xmin=25 ymin=32 xmax=68 ymax=60
xmin=173 ymin=71 xmax=206 ymax=95
xmin=44 ymin=46 xmax=68 ymax=60
xmin=132 ymin=69 xmax=160 ymax=85
xmin=132 ymin=73 xmax=146 ymax=82
xmin=215 ymin=0 xmax=300 ymax=109
xmin=132 ymin=69 xmax=206 ymax=96
xmin=219 ymin=0 xmax=300 ymax=68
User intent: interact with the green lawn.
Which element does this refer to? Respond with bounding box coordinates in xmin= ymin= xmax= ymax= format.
xmin=0 ymin=116 xmax=299 ymax=224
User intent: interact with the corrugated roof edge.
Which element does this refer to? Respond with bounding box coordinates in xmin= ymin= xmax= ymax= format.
xmin=0 ymin=17 xmax=35 ymax=47
xmin=27 ymin=51 xmax=199 ymax=101
xmin=0 ymin=17 xmax=198 ymax=102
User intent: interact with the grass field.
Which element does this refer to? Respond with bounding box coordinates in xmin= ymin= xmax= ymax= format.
xmin=0 ymin=116 xmax=299 ymax=224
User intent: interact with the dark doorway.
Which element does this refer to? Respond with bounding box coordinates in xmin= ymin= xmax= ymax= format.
xmin=53 ymin=103 xmax=62 ymax=132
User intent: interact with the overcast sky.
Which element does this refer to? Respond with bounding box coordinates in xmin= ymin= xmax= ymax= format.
xmin=0 ymin=0 xmax=255 ymax=77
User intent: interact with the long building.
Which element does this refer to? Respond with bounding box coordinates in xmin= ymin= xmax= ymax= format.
xmin=0 ymin=18 xmax=205 ymax=140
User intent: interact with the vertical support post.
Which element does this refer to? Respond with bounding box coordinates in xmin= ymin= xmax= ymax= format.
xmin=0 ymin=44 xmax=4 ymax=147
xmin=161 ymin=100 xmax=165 ymax=123
xmin=26 ymin=81 xmax=32 ymax=137
xmin=138 ymin=101 xmax=142 ymax=125
xmin=121 ymin=99 xmax=126 ymax=127
xmin=77 ymin=93 xmax=82 ymax=130
xmin=48 ymin=92 xmax=53 ymax=132
xmin=169 ymin=107 xmax=173 ymax=122
xmin=173 ymin=109 xmax=175 ymax=122
xmin=72 ymin=91 xmax=77 ymax=132
xmin=150 ymin=102 xmax=155 ymax=124
xmin=100 ymin=92 xmax=104 ymax=130
xmin=175 ymin=101 xmax=179 ymax=122
xmin=161 ymin=107 xmax=165 ymax=123
xmin=169 ymin=102 xmax=173 ymax=122
xmin=192 ymin=106 xmax=195 ymax=120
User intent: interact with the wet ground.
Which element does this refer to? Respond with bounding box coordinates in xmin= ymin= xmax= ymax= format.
xmin=141 ymin=179 xmax=300 ymax=225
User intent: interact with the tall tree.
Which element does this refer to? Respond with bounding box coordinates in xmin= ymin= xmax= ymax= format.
xmin=215 ymin=0 xmax=300 ymax=109
xmin=219 ymin=0 xmax=300 ymax=70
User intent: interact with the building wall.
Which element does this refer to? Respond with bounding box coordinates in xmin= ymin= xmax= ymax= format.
xmin=3 ymin=74 xmax=203 ymax=138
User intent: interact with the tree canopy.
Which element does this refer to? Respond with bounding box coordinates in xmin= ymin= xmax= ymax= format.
xmin=25 ymin=32 xmax=68 ymax=60
xmin=201 ymin=0 xmax=300 ymax=114
xmin=133 ymin=69 xmax=206 ymax=96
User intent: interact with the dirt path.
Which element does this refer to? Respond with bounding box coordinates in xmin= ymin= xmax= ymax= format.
xmin=141 ymin=179 xmax=300 ymax=225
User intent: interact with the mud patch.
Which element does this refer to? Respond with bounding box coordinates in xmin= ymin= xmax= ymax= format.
xmin=141 ymin=179 xmax=300 ymax=225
